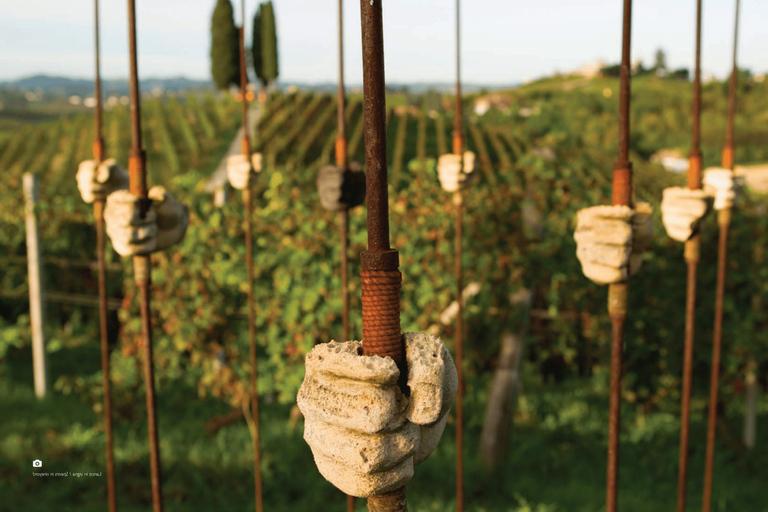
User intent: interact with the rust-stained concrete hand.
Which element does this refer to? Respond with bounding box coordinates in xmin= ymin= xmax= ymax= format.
xmin=661 ymin=187 xmax=712 ymax=242
xmin=76 ymin=159 xmax=129 ymax=203
xmin=574 ymin=202 xmax=653 ymax=285
xmin=226 ymin=153 xmax=261 ymax=190
xmin=704 ymin=167 xmax=741 ymax=210
xmin=104 ymin=186 xmax=189 ymax=256
xmin=437 ymin=151 xmax=475 ymax=193
xmin=316 ymin=161 xmax=366 ymax=211
xmin=297 ymin=332 xmax=457 ymax=497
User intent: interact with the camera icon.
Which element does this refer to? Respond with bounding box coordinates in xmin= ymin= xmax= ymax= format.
xmin=33 ymin=459 xmax=42 ymax=468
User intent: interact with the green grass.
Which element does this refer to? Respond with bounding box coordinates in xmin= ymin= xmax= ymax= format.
xmin=1 ymin=341 xmax=766 ymax=511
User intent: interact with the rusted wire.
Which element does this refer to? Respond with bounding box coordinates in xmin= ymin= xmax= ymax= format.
xmin=676 ymin=3 xmax=703 ymax=510
xmin=703 ymin=3 xmax=740 ymax=510
xmin=605 ymin=2 xmax=633 ymax=511
xmin=238 ymin=2 xmax=262 ymax=510
xmin=359 ymin=1 xmax=407 ymax=509
xmin=92 ymin=1 xmax=116 ymax=510
xmin=126 ymin=2 xmax=163 ymax=510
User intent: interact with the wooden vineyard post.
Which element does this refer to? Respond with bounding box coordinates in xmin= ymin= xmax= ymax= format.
xmin=23 ymin=173 xmax=48 ymax=400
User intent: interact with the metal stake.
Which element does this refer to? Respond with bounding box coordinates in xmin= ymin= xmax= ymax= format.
xmin=238 ymin=2 xmax=263 ymax=510
xmin=606 ymin=2 xmax=633 ymax=511
xmin=335 ymin=2 xmax=354 ymax=508
xmin=126 ymin=2 xmax=163 ymax=510
xmin=676 ymin=2 xmax=703 ymax=510
xmin=92 ymin=1 xmax=117 ymax=511
xmin=703 ymin=2 xmax=740 ymax=510
xmin=359 ymin=1 xmax=407 ymax=510
xmin=452 ymin=1 xmax=464 ymax=511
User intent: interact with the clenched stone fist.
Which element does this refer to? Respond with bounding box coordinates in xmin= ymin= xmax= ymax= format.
xmin=297 ymin=333 xmax=458 ymax=497
xmin=104 ymin=186 xmax=189 ymax=257
xmin=437 ymin=151 xmax=475 ymax=193
xmin=703 ymin=168 xmax=741 ymax=210
xmin=661 ymin=187 xmax=712 ymax=242
xmin=76 ymin=159 xmax=129 ymax=203
xmin=226 ymin=153 xmax=262 ymax=190
xmin=574 ymin=202 xmax=653 ymax=285
xmin=317 ymin=162 xmax=366 ymax=211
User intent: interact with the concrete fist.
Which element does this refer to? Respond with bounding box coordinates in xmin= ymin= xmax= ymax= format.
xmin=226 ymin=153 xmax=262 ymax=190
xmin=317 ymin=162 xmax=366 ymax=211
xmin=661 ymin=187 xmax=712 ymax=242
xmin=704 ymin=168 xmax=741 ymax=210
xmin=297 ymin=333 xmax=458 ymax=497
xmin=76 ymin=159 xmax=129 ymax=203
xmin=437 ymin=152 xmax=475 ymax=193
xmin=574 ymin=202 xmax=653 ymax=285
xmin=104 ymin=186 xmax=189 ymax=257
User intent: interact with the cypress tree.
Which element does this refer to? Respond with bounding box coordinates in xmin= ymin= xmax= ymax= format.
xmin=251 ymin=5 xmax=265 ymax=87
xmin=210 ymin=0 xmax=240 ymax=90
xmin=260 ymin=1 xmax=279 ymax=87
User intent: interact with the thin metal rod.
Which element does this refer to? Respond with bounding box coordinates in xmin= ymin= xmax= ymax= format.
xmin=92 ymin=1 xmax=116 ymax=511
xmin=724 ymin=0 xmax=740 ymax=169
xmin=239 ymin=2 xmax=262 ymax=510
xmin=337 ymin=5 xmax=353 ymax=511
xmin=453 ymin=0 xmax=462 ymax=156
xmin=677 ymin=250 xmax=698 ymax=512
xmin=336 ymin=0 xmax=348 ymax=170
xmin=703 ymin=3 xmax=740 ymax=510
xmin=359 ymin=1 xmax=406 ymax=510
xmin=127 ymin=0 xmax=144 ymax=176
xmin=127 ymin=2 xmax=162 ymax=511
xmin=453 ymin=1 xmax=464 ymax=511
xmin=454 ymin=194 xmax=464 ymax=512
xmin=95 ymin=202 xmax=117 ymax=512
xmin=690 ymin=0 xmax=703 ymax=169
xmin=359 ymin=0 xmax=390 ymax=254
xmin=245 ymin=187 xmax=262 ymax=512
xmin=93 ymin=0 xmax=104 ymax=163
xmin=677 ymin=3 xmax=704 ymax=510
xmin=606 ymin=316 xmax=624 ymax=512
xmin=340 ymin=210 xmax=353 ymax=512
xmin=702 ymin=212 xmax=730 ymax=512
xmin=606 ymin=2 xmax=633 ymax=511
xmin=615 ymin=0 xmax=632 ymax=172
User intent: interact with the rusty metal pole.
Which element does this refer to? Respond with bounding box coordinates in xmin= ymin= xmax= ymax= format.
xmin=92 ymin=1 xmax=117 ymax=511
xmin=126 ymin=1 xmax=163 ymax=511
xmin=335 ymin=3 xmax=354 ymax=510
xmin=676 ymin=2 xmax=704 ymax=511
xmin=702 ymin=2 xmax=740 ymax=511
xmin=359 ymin=1 xmax=407 ymax=511
xmin=452 ymin=1 xmax=464 ymax=511
xmin=238 ymin=2 xmax=263 ymax=511
xmin=606 ymin=2 xmax=633 ymax=511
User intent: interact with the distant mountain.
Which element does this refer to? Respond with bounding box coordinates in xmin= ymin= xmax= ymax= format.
xmin=273 ymin=81 xmax=516 ymax=94
xmin=1 ymin=74 xmax=514 ymax=97
xmin=0 ymin=75 xmax=213 ymax=97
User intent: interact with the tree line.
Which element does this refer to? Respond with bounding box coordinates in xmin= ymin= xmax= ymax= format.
xmin=210 ymin=0 xmax=279 ymax=91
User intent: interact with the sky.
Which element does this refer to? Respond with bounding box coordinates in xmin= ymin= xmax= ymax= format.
xmin=1 ymin=1 xmax=766 ymax=85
